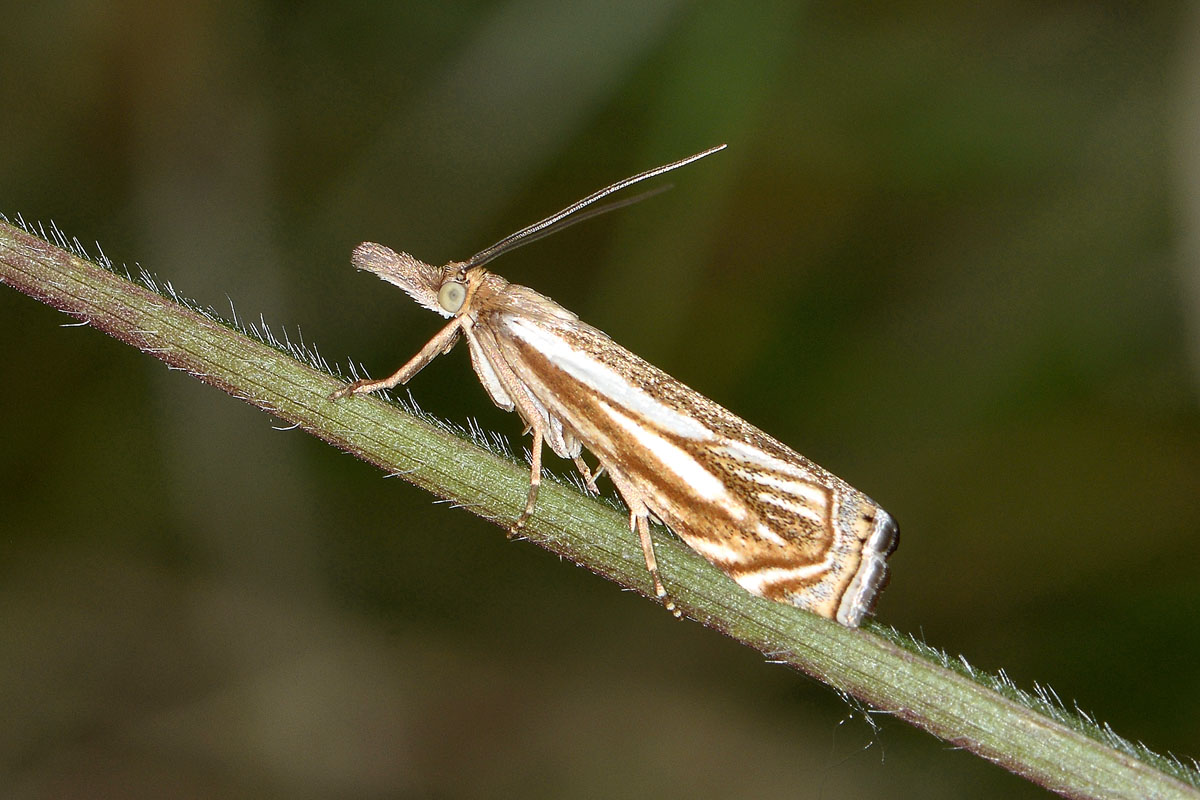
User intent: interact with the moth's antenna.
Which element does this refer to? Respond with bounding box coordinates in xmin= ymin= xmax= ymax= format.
xmin=465 ymin=143 xmax=727 ymax=270
xmin=469 ymin=183 xmax=671 ymax=260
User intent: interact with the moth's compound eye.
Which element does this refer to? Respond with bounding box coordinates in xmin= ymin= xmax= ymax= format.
xmin=438 ymin=281 xmax=467 ymax=313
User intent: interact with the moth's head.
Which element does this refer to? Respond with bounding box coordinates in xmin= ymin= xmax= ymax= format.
xmin=429 ymin=262 xmax=496 ymax=319
xmin=351 ymin=242 xmax=488 ymax=319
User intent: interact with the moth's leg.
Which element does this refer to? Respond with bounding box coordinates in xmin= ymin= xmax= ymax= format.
xmin=603 ymin=466 xmax=678 ymax=616
xmin=509 ymin=423 xmax=543 ymax=537
xmin=571 ymin=455 xmax=600 ymax=494
xmin=330 ymin=319 xmax=461 ymax=400
xmin=465 ymin=331 xmax=555 ymax=538
xmin=632 ymin=511 xmax=678 ymax=617
xmin=464 ymin=331 xmax=548 ymax=534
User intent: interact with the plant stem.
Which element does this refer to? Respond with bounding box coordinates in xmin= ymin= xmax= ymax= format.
xmin=1 ymin=219 xmax=1196 ymax=800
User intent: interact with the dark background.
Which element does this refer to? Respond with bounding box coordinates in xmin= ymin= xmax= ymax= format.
xmin=2 ymin=2 xmax=1198 ymax=797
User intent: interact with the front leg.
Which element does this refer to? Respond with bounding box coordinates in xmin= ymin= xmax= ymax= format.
xmin=329 ymin=319 xmax=461 ymax=400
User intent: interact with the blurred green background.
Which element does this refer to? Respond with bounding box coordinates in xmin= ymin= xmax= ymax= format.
xmin=2 ymin=2 xmax=1198 ymax=797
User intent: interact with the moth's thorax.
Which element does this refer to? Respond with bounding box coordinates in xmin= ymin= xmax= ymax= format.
xmin=457 ymin=267 xmax=508 ymax=315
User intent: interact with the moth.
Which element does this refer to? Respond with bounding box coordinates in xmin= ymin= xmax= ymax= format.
xmin=331 ymin=145 xmax=897 ymax=626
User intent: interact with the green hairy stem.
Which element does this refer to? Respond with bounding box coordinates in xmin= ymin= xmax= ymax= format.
xmin=2 ymin=219 xmax=1197 ymax=800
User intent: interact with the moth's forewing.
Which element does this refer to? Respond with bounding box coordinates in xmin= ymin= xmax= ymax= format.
xmin=476 ymin=295 xmax=896 ymax=625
